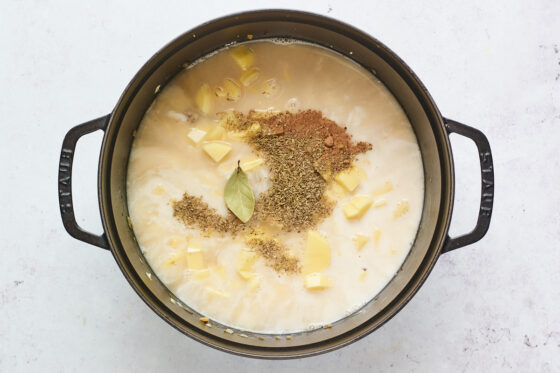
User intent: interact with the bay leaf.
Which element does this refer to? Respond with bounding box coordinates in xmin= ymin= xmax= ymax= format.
xmin=224 ymin=163 xmax=255 ymax=223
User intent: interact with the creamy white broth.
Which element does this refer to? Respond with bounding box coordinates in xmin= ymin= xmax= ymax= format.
xmin=127 ymin=40 xmax=424 ymax=333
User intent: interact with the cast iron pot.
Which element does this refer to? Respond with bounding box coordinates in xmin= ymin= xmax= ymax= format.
xmin=58 ymin=10 xmax=494 ymax=359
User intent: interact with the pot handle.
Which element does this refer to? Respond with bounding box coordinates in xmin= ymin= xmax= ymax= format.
xmin=442 ymin=118 xmax=494 ymax=253
xmin=59 ymin=115 xmax=111 ymax=250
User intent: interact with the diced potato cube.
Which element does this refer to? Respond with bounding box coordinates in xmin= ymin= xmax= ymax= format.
xmin=236 ymin=271 xmax=260 ymax=289
xmin=241 ymin=158 xmax=264 ymax=172
xmin=187 ymin=127 xmax=207 ymax=144
xmin=319 ymin=169 xmax=332 ymax=181
xmin=205 ymin=287 xmax=229 ymax=299
xmin=240 ymin=68 xmax=260 ymax=86
xmin=167 ymin=236 xmax=187 ymax=249
xmin=373 ymin=228 xmax=381 ymax=245
xmin=192 ymin=269 xmax=210 ymax=280
xmin=353 ymin=234 xmax=369 ymax=250
xmin=314 ymin=161 xmax=332 ymax=181
xmin=335 ymin=167 xmax=364 ymax=192
xmin=230 ymin=45 xmax=254 ymax=70
xmin=164 ymin=251 xmax=185 ymax=267
xmin=342 ymin=195 xmax=373 ymax=219
xmin=237 ymin=249 xmax=258 ymax=273
xmin=226 ymin=131 xmax=245 ymax=141
xmin=302 ymin=231 xmax=331 ymax=275
xmin=195 ymin=84 xmax=213 ymax=114
xmin=186 ymin=248 xmax=205 ymax=270
xmin=202 ymin=141 xmax=232 ymax=163
xmin=326 ymin=183 xmax=346 ymax=200
xmin=393 ymin=200 xmax=410 ymax=219
xmin=304 ymin=273 xmax=332 ymax=290
xmin=324 ymin=189 xmax=335 ymax=202
xmin=248 ymin=122 xmax=260 ymax=133
xmin=372 ymin=181 xmax=394 ymax=197
xmin=342 ymin=203 xmax=359 ymax=218
xmin=206 ymin=125 xmax=225 ymax=140
xmin=373 ymin=198 xmax=387 ymax=208
xmin=248 ymin=275 xmax=260 ymax=290
xmin=261 ymin=78 xmax=278 ymax=96
xmin=223 ymin=78 xmax=241 ymax=101
xmin=238 ymin=271 xmax=254 ymax=280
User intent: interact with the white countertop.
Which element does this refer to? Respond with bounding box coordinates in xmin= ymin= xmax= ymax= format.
xmin=1 ymin=1 xmax=559 ymax=371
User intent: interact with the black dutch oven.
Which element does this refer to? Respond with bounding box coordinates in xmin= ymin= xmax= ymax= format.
xmin=58 ymin=10 xmax=494 ymax=359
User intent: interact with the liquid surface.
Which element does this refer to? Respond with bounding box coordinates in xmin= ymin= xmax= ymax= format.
xmin=127 ymin=40 xmax=424 ymax=333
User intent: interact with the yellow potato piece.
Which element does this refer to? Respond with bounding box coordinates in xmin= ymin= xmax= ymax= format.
xmin=186 ymin=248 xmax=205 ymax=270
xmin=240 ymin=68 xmax=260 ymax=86
xmin=195 ymin=84 xmax=213 ymax=114
xmin=205 ymin=287 xmax=229 ymax=299
xmin=247 ymin=122 xmax=260 ymax=133
xmin=187 ymin=127 xmax=207 ymax=144
xmin=342 ymin=203 xmax=359 ymax=218
xmin=248 ymin=275 xmax=260 ymax=290
xmin=393 ymin=200 xmax=410 ymax=219
xmin=335 ymin=167 xmax=364 ymax=192
xmin=373 ymin=228 xmax=381 ymax=245
xmin=237 ymin=249 xmax=258 ymax=273
xmin=202 ymin=141 xmax=232 ymax=163
xmin=318 ymin=169 xmax=332 ymax=181
xmin=223 ymin=78 xmax=241 ymax=101
xmin=226 ymin=131 xmax=245 ymax=141
xmin=205 ymin=125 xmax=225 ymax=140
xmin=304 ymin=273 xmax=332 ymax=290
xmin=230 ymin=45 xmax=254 ymax=70
xmin=372 ymin=198 xmax=387 ymax=208
xmin=353 ymin=234 xmax=370 ymax=250
xmin=192 ymin=269 xmax=210 ymax=280
xmin=240 ymin=158 xmax=264 ymax=172
xmin=323 ymin=189 xmax=336 ymax=202
xmin=372 ymin=181 xmax=394 ymax=197
xmin=164 ymin=251 xmax=185 ymax=267
xmin=236 ymin=272 xmax=260 ymax=289
xmin=342 ymin=195 xmax=373 ymax=219
xmin=238 ymin=271 xmax=254 ymax=280
xmin=325 ymin=183 xmax=346 ymax=200
xmin=167 ymin=236 xmax=187 ymax=249
xmin=302 ymin=231 xmax=331 ymax=275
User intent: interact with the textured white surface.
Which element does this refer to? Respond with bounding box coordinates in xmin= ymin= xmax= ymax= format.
xmin=0 ymin=0 xmax=559 ymax=371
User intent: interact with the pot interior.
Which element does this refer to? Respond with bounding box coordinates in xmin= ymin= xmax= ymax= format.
xmin=99 ymin=10 xmax=453 ymax=358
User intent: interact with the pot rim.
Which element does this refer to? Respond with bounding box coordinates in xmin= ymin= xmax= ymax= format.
xmin=97 ymin=9 xmax=454 ymax=359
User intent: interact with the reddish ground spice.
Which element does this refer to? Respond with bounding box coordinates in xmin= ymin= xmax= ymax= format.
xmin=246 ymin=110 xmax=372 ymax=175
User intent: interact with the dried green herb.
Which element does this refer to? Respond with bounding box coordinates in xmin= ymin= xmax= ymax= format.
xmin=224 ymin=162 xmax=255 ymax=223
xmin=173 ymin=194 xmax=245 ymax=234
xmin=247 ymin=237 xmax=300 ymax=274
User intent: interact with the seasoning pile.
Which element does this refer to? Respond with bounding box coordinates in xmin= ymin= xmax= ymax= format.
xmin=173 ymin=109 xmax=372 ymax=273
